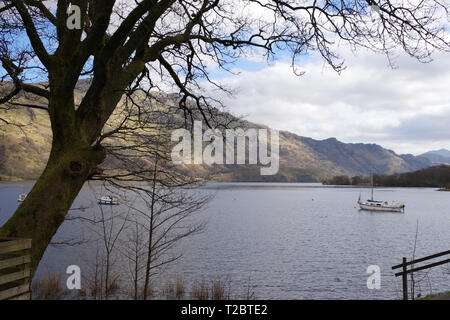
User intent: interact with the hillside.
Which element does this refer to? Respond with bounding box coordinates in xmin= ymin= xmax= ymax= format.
xmin=0 ymin=82 xmax=432 ymax=182
xmin=419 ymin=149 xmax=450 ymax=165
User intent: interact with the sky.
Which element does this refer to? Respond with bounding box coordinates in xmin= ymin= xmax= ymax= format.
xmin=208 ymin=48 xmax=450 ymax=156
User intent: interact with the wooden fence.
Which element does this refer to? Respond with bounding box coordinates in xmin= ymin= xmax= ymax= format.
xmin=392 ymin=249 xmax=450 ymax=300
xmin=0 ymin=238 xmax=32 ymax=300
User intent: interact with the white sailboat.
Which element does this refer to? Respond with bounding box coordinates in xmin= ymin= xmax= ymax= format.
xmin=357 ymin=172 xmax=405 ymax=213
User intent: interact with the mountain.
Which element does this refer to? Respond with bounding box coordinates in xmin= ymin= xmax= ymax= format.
xmin=0 ymin=82 xmax=432 ymax=182
xmin=419 ymin=149 xmax=450 ymax=165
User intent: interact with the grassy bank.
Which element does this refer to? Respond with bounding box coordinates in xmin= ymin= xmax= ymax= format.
xmin=418 ymin=291 xmax=450 ymax=300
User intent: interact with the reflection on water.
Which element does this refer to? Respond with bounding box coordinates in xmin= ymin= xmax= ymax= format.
xmin=1 ymin=181 xmax=449 ymax=299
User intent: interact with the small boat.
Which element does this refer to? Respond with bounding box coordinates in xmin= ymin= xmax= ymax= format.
xmin=358 ymin=197 xmax=405 ymax=212
xmin=17 ymin=193 xmax=27 ymax=202
xmin=98 ymin=195 xmax=120 ymax=205
xmin=357 ymin=172 xmax=405 ymax=213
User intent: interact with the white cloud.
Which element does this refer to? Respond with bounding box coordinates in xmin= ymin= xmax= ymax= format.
xmin=209 ymin=49 xmax=450 ymax=155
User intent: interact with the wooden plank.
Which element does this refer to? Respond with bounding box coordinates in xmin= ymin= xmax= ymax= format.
xmin=0 ymin=269 xmax=30 ymax=286
xmin=0 ymin=238 xmax=31 ymax=248
xmin=10 ymin=292 xmax=31 ymax=300
xmin=0 ymin=238 xmax=17 ymax=243
xmin=0 ymin=239 xmax=32 ymax=254
xmin=395 ymin=258 xmax=450 ymax=277
xmin=0 ymin=284 xmax=29 ymax=300
xmin=0 ymin=239 xmax=22 ymax=247
xmin=0 ymin=255 xmax=31 ymax=271
xmin=392 ymin=250 xmax=450 ymax=269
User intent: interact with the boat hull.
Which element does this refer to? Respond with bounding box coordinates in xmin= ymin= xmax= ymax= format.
xmin=358 ymin=203 xmax=404 ymax=212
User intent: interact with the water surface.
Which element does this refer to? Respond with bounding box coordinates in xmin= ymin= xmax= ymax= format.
xmin=1 ymin=182 xmax=449 ymax=299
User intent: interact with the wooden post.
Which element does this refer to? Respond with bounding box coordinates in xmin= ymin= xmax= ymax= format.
xmin=402 ymin=257 xmax=408 ymax=300
xmin=392 ymin=250 xmax=450 ymax=300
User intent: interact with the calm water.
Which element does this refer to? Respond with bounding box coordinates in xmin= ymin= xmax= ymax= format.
xmin=1 ymin=182 xmax=449 ymax=299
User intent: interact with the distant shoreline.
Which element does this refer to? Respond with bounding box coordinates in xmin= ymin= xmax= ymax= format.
xmin=0 ymin=179 xmax=445 ymax=190
xmin=323 ymin=164 xmax=450 ymax=190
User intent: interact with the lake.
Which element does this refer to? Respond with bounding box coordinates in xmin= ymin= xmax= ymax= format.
xmin=1 ymin=181 xmax=449 ymax=299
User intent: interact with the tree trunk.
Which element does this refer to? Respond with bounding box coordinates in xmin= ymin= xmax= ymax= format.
xmin=0 ymin=142 xmax=106 ymax=276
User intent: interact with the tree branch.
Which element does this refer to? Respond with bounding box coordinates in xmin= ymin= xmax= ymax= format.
xmin=13 ymin=0 xmax=53 ymax=68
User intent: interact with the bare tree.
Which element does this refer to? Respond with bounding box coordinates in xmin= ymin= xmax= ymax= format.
xmin=76 ymin=197 xmax=130 ymax=300
xmin=117 ymin=122 xmax=211 ymax=300
xmin=120 ymin=217 xmax=147 ymax=299
xmin=410 ymin=219 xmax=419 ymax=300
xmin=0 ymin=0 xmax=449 ymax=275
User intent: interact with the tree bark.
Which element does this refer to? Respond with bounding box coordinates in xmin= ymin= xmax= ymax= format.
xmin=0 ymin=141 xmax=106 ymax=276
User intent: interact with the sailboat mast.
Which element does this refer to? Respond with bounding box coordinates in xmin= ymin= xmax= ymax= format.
xmin=370 ymin=170 xmax=374 ymax=201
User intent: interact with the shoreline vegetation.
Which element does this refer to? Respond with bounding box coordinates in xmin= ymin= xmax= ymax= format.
xmin=418 ymin=291 xmax=450 ymax=300
xmin=31 ymin=273 xmax=255 ymax=300
xmin=322 ymin=165 xmax=450 ymax=189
